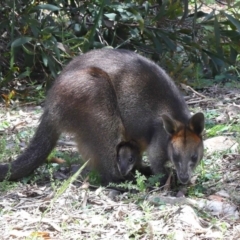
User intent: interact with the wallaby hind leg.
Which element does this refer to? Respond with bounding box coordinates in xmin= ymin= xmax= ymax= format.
xmin=65 ymin=112 xmax=124 ymax=184
xmin=75 ymin=133 xmax=123 ymax=185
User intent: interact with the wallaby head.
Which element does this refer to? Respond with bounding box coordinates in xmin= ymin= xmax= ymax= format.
xmin=116 ymin=141 xmax=141 ymax=177
xmin=162 ymin=112 xmax=204 ymax=184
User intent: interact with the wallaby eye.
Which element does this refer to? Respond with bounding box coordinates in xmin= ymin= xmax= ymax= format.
xmin=191 ymin=154 xmax=198 ymax=162
xmin=128 ymin=157 xmax=134 ymax=163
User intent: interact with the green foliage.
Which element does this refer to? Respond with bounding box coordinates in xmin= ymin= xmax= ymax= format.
xmin=146 ymin=173 xmax=163 ymax=187
xmin=204 ymin=107 xmax=240 ymax=137
xmin=0 ymin=0 xmax=240 ymax=92
xmin=108 ymin=170 xmax=149 ymax=192
xmin=135 ymin=170 xmax=147 ymax=192
xmin=109 ymin=171 xmax=163 ymax=192
xmin=190 ymin=113 xmax=224 ymax=196
xmin=0 ymin=180 xmax=18 ymax=192
xmin=206 ymin=124 xmax=230 ymax=137
xmin=187 ymin=181 xmax=206 ymax=197
xmin=108 ymin=180 xmax=139 ymax=191
xmin=0 ymin=133 xmax=20 ymax=164
xmin=88 ymin=169 xmax=102 ymax=185
xmin=188 ymin=154 xmax=222 ymax=197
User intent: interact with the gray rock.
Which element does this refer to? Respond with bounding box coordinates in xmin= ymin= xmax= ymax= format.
xmin=204 ymin=136 xmax=239 ymax=154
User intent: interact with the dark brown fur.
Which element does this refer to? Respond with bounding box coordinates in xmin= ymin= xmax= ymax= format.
xmin=0 ymin=49 xmax=205 ymax=184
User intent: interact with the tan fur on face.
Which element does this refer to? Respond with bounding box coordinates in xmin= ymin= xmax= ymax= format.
xmin=169 ymin=125 xmax=203 ymax=184
xmin=171 ymin=127 xmax=202 ymax=150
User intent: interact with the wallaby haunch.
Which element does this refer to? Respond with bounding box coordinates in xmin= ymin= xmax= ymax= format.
xmin=0 ymin=49 xmax=204 ymax=185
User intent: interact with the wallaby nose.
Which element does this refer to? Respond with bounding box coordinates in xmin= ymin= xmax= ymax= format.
xmin=179 ymin=173 xmax=189 ymax=184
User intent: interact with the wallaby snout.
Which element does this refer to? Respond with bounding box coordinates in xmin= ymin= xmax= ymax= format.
xmin=178 ymin=172 xmax=190 ymax=184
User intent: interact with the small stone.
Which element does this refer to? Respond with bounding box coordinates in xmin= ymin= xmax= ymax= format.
xmin=204 ymin=136 xmax=239 ymax=154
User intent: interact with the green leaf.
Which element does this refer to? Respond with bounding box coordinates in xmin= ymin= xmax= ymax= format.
xmin=42 ymin=52 xmax=48 ymax=67
xmin=214 ymin=16 xmax=220 ymax=47
xmin=48 ymin=56 xmax=58 ymax=77
xmin=11 ymin=37 xmax=32 ymax=48
xmin=82 ymin=1 xmax=105 ymax=52
xmin=30 ymin=25 xmax=40 ymax=37
xmin=157 ymin=32 xmax=176 ymax=51
xmin=74 ymin=23 xmax=81 ymax=32
xmin=18 ymin=67 xmax=31 ymax=79
xmin=230 ymin=46 xmax=238 ymax=64
xmin=203 ymin=50 xmax=227 ymax=70
xmin=104 ymin=13 xmax=117 ymax=21
xmin=152 ymin=33 xmax=162 ymax=52
xmin=53 ymin=44 xmax=60 ymax=59
xmin=202 ymin=10 xmax=215 ymax=22
xmin=214 ymin=16 xmax=223 ymax=57
xmin=224 ymin=13 xmax=240 ymax=33
xmin=0 ymin=20 xmax=9 ymax=31
xmin=33 ymin=4 xmax=60 ymax=12
xmin=138 ymin=18 xmax=144 ymax=33
xmin=220 ymin=30 xmax=240 ymax=40
xmin=22 ymin=45 xmax=35 ymax=55
xmin=129 ymin=28 xmax=139 ymax=38
xmin=153 ymin=2 xmax=167 ymax=21
xmin=203 ymin=49 xmax=230 ymax=65
xmin=128 ymin=8 xmax=144 ymax=32
xmin=119 ymin=11 xmax=129 ymax=21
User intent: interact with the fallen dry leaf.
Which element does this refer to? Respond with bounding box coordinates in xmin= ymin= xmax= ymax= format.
xmin=31 ymin=231 xmax=51 ymax=240
xmin=208 ymin=195 xmax=225 ymax=202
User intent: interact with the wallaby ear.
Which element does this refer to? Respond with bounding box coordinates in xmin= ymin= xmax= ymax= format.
xmin=118 ymin=122 xmax=129 ymax=142
xmin=189 ymin=112 xmax=205 ymax=135
xmin=161 ymin=114 xmax=178 ymax=135
xmin=116 ymin=141 xmax=125 ymax=155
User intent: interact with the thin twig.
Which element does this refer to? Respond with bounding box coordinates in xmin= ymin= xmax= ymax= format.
xmin=180 ymin=83 xmax=207 ymax=98
xmin=187 ymin=98 xmax=214 ymax=105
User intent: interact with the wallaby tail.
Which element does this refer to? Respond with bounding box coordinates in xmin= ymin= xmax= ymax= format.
xmin=0 ymin=112 xmax=60 ymax=181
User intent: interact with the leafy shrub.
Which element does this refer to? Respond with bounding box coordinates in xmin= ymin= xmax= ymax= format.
xmin=0 ymin=0 xmax=240 ymax=92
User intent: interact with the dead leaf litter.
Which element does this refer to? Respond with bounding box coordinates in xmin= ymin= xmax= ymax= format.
xmin=0 ymin=85 xmax=240 ymax=239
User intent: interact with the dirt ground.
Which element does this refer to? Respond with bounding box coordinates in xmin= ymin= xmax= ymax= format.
xmin=0 ymin=83 xmax=240 ymax=240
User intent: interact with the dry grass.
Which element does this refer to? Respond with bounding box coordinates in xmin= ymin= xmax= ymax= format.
xmin=0 ymin=85 xmax=240 ymax=239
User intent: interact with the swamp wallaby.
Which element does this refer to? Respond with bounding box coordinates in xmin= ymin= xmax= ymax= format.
xmin=116 ymin=141 xmax=152 ymax=178
xmin=0 ymin=49 xmax=204 ymax=184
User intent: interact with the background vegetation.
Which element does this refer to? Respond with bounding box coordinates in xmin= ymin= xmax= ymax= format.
xmin=0 ymin=0 xmax=240 ymax=100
